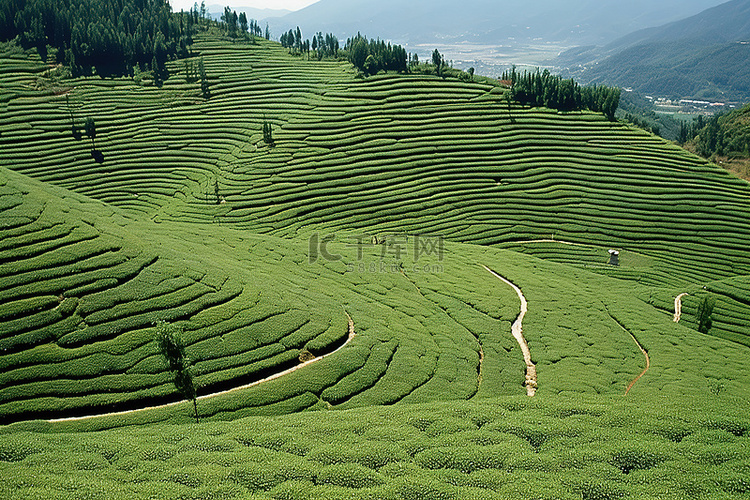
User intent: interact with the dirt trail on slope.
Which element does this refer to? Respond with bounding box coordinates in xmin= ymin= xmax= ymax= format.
xmin=607 ymin=313 xmax=650 ymax=395
xmin=482 ymin=265 xmax=537 ymax=396
xmin=625 ymin=331 xmax=650 ymax=395
xmin=674 ymin=293 xmax=689 ymax=322
xmin=47 ymin=312 xmax=357 ymax=423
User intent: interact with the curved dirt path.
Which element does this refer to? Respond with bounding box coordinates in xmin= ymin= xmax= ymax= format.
xmin=481 ymin=265 xmax=537 ymax=396
xmin=606 ymin=313 xmax=650 ymax=395
xmin=674 ymin=293 xmax=689 ymax=322
xmin=47 ymin=312 xmax=356 ymax=423
xmin=624 ymin=330 xmax=650 ymax=396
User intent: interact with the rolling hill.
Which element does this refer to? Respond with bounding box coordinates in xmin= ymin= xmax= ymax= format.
xmin=1 ymin=27 xmax=750 ymax=499
xmin=560 ymin=0 xmax=750 ymax=101
xmin=265 ymin=0 xmax=727 ymax=46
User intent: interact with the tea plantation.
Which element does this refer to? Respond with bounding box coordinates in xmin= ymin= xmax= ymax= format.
xmin=1 ymin=32 xmax=750 ymax=499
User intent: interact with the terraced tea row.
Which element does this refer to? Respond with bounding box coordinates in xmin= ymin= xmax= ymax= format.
xmin=3 ymin=396 xmax=750 ymax=500
xmin=3 ymin=36 xmax=750 ymax=297
xmin=3 ymin=33 xmax=750 ymax=428
xmin=6 ymin=166 xmax=588 ymax=424
xmin=0 ymin=169 xmax=359 ymax=423
xmin=9 ymin=163 xmax=742 ymax=425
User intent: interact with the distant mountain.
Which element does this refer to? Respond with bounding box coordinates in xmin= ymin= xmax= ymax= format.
xmin=267 ymin=0 xmax=726 ymax=46
xmin=206 ymin=4 xmax=290 ymax=22
xmin=560 ymin=0 xmax=750 ymax=101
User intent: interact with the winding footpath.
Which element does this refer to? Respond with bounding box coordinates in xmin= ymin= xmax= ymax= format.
xmin=624 ymin=331 xmax=650 ymax=395
xmin=606 ymin=312 xmax=650 ymax=395
xmin=47 ymin=312 xmax=357 ymax=423
xmin=674 ymin=293 xmax=689 ymax=322
xmin=481 ymin=265 xmax=537 ymax=396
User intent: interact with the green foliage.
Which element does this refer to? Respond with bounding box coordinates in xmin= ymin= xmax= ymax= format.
xmin=199 ymin=57 xmax=210 ymax=99
xmin=0 ymin=437 xmax=39 ymax=462
xmin=506 ymin=66 xmax=621 ymax=118
xmin=157 ymin=322 xmax=187 ymax=371
xmin=156 ymin=321 xmax=198 ymax=423
xmin=1 ymin=0 xmax=192 ymax=76
xmin=344 ymin=34 xmax=407 ymax=75
xmin=317 ymin=463 xmax=385 ymax=489
xmin=690 ymin=103 xmax=750 ymax=159
xmin=609 ymin=444 xmax=670 ymax=474
xmin=575 ymin=481 xmax=627 ymax=500
xmin=84 ymin=116 xmax=96 ymax=150
xmin=696 ymin=294 xmax=716 ymax=335
xmin=263 ymin=121 xmax=274 ymax=145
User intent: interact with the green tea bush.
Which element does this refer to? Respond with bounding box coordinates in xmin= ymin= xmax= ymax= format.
xmin=608 ymin=444 xmax=671 ymax=474
xmin=414 ymin=446 xmax=508 ymax=473
xmin=0 ymin=436 xmax=39 ymax=462
xmin=395 ymin=476 xmax=459 ymax=500
xmin=683 ymin=428 xmax=737 ymax=445
xmin=719 ymin=473 xmax=750 ymax=494
xmin=67 ymin=452 xmax=110 ymax=471
xmin=704 ymin=418 xmax=750 ymax=437
xmin=485 ymin=421 xmax=555 ymax=450
xmin=316 ymin=463 xmax=386 ymax=489
xmin=574 ymin=480 xmax=627 ymax=500
xmin=307 ymin=441 xmax=407 ymax=469
xmin=464 ymin=468 xmax=513 ymax=491
xmin=423 ymin=417 xmax=478 ymax=438
xmin=650 ymin=420 xmax=695 ymax=443
xmin=268 ymin=479 xmax=315 ymax=500
xmin=229 ymin=459 xmax=317 ymax=491
xmin=139 ymin=445 xmax=176 ymax=462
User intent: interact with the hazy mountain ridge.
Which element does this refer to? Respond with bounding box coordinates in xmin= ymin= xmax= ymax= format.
xmin=560 ymin=0 xmax=750 ymax=101
xmin=205 ymin=4 xmax=290 ymax=21
xmin=266 ymin=0 xmax=726 ymax=46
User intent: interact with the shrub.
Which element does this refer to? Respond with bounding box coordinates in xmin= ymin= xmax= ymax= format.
xmin=0 ymin=437 xmax=39 ymax=462
xmin=696 ymin=294 xmax=716 ymax=334
xmin=316 ymin=463 xmax=385 ymax=489
xmin=229 ymin=460 xmax=317 ymax=492
xmin=269 ymin=480 xmax=315 ymax=500
xmin=609 ymin=446 xmax=669 ymax=474
xmin=395 ymin=476 xmax=458 ymax=500
xmin=575 ymin=481 xmax=627 ymax=500
xmin=414 ymin=446 xmax=508 ymax=473
xmin=307 ymin=441 xmax=407 ymax=469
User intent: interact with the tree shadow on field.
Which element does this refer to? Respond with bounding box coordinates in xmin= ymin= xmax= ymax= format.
xmin=90 ymin=149 xmax=105 ymax=163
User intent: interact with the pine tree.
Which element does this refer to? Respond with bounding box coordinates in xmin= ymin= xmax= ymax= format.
xmin=238 ymin=12 xmax=248 ymax=35
xmin=696 ymin=295 xmax=716 ymax=335
xmin=263 ymin=121 xmax=273 ymax=145
xmin=198 ymin=57 xmax=209 ymax=99
xmin=156 ymin=322 xmax=199 ymax=424
xmin=84 ymin=117 xmax=96 ymax=150
xmin=432 ymin=49 xmax=443 ymax=77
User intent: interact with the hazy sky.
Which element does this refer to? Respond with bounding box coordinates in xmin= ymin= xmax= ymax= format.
xmin=169 ymin=0 xmax=319 ymax=11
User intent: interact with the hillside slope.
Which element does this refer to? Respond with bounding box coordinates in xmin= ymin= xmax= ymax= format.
xmin=3 ymin=35 xmax=750 ymax=290
xmin=3 ymin=29 xmax=750 ymax=500
xmin=3 ymin=164 xmax=750 ymax=427
xmin=2 ymin=32 xmax=750 ymax=423
xmin=267 ymin=0 xmax=726 ymax=46
xmin=561 ymin=0 xmax=750 ymax=100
